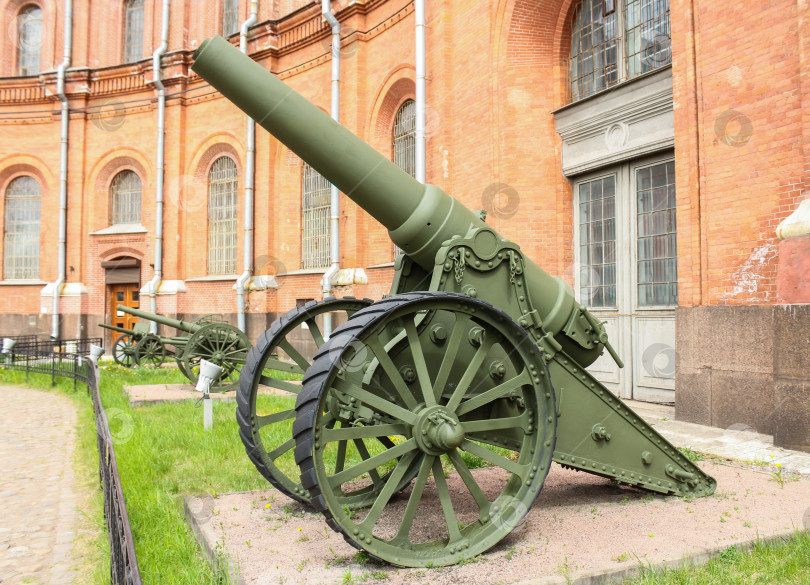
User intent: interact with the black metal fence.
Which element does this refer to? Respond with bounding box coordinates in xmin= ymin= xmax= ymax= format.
xmin=1 ymin=334 xmax=38 ymax=344
xmin=87 ymin=363 xmax=143 ymax=584
xmin=1 ymin=340 xmax=142 ymax=584
xmin=11 ymin=337 xmax=103 ymax=357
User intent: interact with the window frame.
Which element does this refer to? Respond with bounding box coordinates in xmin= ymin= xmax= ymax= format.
xmin=16 ymin=4 xmax=43 ymax=76
xmin=3 ymin=175 xmax=41 ymax=281
xmin=391 ymin=99 xmax=416 ymax=259
xmin=572 ymin=152 xmax=677 ymax=314
xmin=123 ymin=0 xmax=145 ymax=64
xmin=221 ymin=0 xmax=239 ymax=37
xmin=206 ymin=156 xmax=239 ymax=276
xmin=392 ymin=99 xmax=416 ymax=178
xmin=300 ymin=162 xmax=331 ymax=270
xmin=568 ymin=0 xmax=671 ymax=103
xmin=109 ymin=169 xmax=142 ymax=225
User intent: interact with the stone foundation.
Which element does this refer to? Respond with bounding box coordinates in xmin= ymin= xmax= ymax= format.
xmin=676 ymin=305 xmax=810 ymax=452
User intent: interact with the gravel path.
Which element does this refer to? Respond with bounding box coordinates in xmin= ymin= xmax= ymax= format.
xmin=189 ymin=460 xmax=810 ymax=585
xmin=0 ymin=385 xmax=84 ymax=585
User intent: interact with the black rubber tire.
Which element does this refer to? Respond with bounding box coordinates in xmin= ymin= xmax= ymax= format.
xmin=293 ymin=291 xmax=556 ymax=567
xmin=236 ymin=296 xmax=374 ymax=504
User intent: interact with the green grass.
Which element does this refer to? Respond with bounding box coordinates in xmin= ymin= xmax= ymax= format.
xmin=92 ymin=365 xmax=266 ymax=583
xmin=622 ymin=532 xmax=810 ymax=584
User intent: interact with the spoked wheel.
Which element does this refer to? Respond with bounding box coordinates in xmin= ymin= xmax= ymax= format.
xmin=183 ymin=323 xmax=250 ymax=392
xmin=237 ymin=297 xmax=374 ymax=504
xmin=112 ymin=334 xmax=137 ymax=368
xmin=294 ymin=291 xmax=556 ymax=567
xmin=134 ymin=334 xmax=167 ymax=367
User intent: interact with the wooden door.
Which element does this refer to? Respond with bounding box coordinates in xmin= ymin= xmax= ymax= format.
xmin=109 ymin=284 xmax=140 ymax=341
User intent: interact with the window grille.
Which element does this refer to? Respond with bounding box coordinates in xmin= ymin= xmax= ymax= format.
xmin=392 ymin=100 xmax=416 ymax=258
xmin=624 ymin=0 xmax=671 ymax=78
xmin=636 ymin=160 xmax=677 ymax=306
xmin=4 ymin=176 xmax=41 ymax=280
xmin=17 ymin=5 xmax=42 ymax=76
xmin=222 ymin=0 xmax=239 ymax=37
xmin=393 ymin=100 xmax=416 ymax=178
xmin=124 ymin=0 xmax=144 ymax=63
xmin=578 ymin=175 xmax=617 ymax=308
xmin=569 ymin=0 xmax=670 ymax=102
xmin=207 ymin=157 xmax=238 ymax=275
xmin=110 ymin=171 xmax=142 ymax=225
xmin=301 ymin=163 xmax=331 ymax=269
xmin=569 ymin=0 xmax=619 ymax=102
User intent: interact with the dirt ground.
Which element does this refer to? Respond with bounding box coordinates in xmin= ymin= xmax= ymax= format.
xmin=187 ymin=459 xmax=810 ymax=585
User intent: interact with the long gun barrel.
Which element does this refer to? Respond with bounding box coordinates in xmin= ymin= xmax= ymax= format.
xmin=192 ymin=35 xmax=608 ymax=366
xmin=99 ymin=323 xmax=139 ymax=336
xmin=116 ymin=305 xmax=202 ymax=334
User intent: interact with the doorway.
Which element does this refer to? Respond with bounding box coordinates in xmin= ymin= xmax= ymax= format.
xmin=573 ymin=153 xmax=677 ymax=403
xmin=109 ymin=284 xmax=140 ymax=340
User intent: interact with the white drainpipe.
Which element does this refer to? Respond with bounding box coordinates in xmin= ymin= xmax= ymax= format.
xmin=52 ymin=0 xmax=73 ymax=340
xmin=415 ymin=0 xmax=426 ymax=184
xmin=146 ymin=0 xmax=170 ymax=333
xmin=235 ymin=0 xmax=259 ymax=333
xmin=321 ymin=0 xmax=341 ymax=338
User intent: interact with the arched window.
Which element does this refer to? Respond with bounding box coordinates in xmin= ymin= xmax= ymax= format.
xmin=110 ymin=170 xmax=142 ymax=225
xmin=124 ymin=0 xmax=144 ymax=63
xmin=392 ymin=100 xmax=416 ymax=178
xmin=301 ymin=163 xmax=330 ymax=269
xmin=208 ymin=157 xmax=238 ymax=275
xmin=569 ymin=0 xmax=670 ymax=102
xmin=17 ymin=5 xmax=43 ymax=76
xmin=3 ymin=176 xmax=41 ymax=280
xmin=222 ymin=0 xmax=239 ymax=37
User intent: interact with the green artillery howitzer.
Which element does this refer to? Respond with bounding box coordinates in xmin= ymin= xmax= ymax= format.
xmin=98 ymin=320 xmax=199 ymax=370
xmin=104 ymin=306 xmax=250 ymax=392
xmin=192 ymin=35 xmax=716 ymax=568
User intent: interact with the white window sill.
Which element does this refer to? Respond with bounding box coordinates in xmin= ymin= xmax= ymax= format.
xmin=0 ymin=280 xmax=48 ymax=286
xmin=366 ymin=262 xmax=395 ymax=269
xmin=90 ymin=224 xmax=148 ymax=236
xmin=276 ymin=268 xmax=328 ymax=276
xmin=185 ymin=275 xmax=239 ymax=282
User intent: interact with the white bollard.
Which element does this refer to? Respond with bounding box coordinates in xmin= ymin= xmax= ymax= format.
xmin=195 ymin=359 xmax=224 ymax=431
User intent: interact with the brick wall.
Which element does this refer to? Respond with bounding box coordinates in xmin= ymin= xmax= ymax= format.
xmin=0 ymin=0 xmax=807 ymax=345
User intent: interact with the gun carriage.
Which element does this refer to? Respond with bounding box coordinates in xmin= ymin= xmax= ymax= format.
xmin=192 ymin=35 xmax=716 ymax=568
xmin=98 ymin=322 xmax=155 ymax=368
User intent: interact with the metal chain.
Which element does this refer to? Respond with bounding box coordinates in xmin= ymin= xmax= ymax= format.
xmin=453 ymin=247 xmax=466 ymax=285
xmin=508 ymin=250 xmax=520 ymax=284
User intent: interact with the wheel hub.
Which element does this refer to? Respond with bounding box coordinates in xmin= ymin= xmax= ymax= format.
xmin=413 ymin=405 xmax=464 ymax=455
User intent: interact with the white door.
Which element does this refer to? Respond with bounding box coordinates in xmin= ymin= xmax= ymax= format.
xmin=573 ymin=154 xmax=677 ymax=403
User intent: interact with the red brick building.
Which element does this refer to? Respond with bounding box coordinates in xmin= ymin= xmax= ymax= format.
xmin=0 ymin=0 xmax=807 ymax=447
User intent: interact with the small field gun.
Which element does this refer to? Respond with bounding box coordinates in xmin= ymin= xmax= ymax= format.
xmin=192 ymin=35 xmax=716 ymax=568
xmin=108 ymin=306 xmax=250 ymax=392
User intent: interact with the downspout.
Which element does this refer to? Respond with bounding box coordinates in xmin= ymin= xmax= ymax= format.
xmin=52 ymin=0 xmax=73 ymax=341
xmin=415 ymin=0 xmax=426 ymax=184
xmin=321 ymin=0 xmax=341 ymax=338
xmin=146 ymin=0 xmax=170 ymax=333
xmin=235 ymin=0 xmax=259 ymax=333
